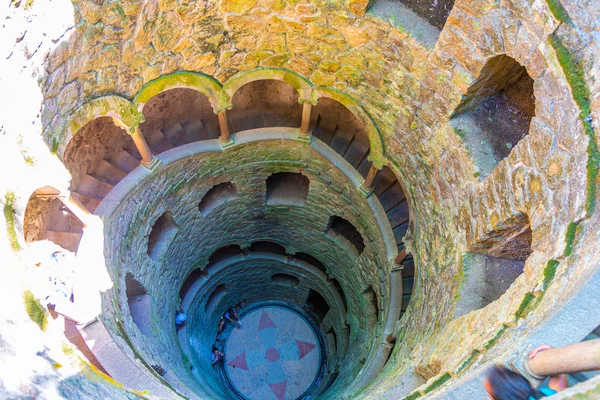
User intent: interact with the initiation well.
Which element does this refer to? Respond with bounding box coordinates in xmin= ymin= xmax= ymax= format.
xmin=3 ymin=0 xmax=600 ymax=399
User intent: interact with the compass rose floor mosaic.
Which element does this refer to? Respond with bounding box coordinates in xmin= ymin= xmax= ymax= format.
xmin=224 ymin=306 xmax=322 ymax=400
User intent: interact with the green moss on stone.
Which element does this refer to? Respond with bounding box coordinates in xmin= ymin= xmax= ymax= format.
xmin=544 ymin=0 xmax=571 ymax=23
xmin=484 ymin=324 xmax=507 ymax=350
xmin=542 ymin=259 xmax=559 ymax=291
xmin=515 ymin=293 xmax=535 ymax=320
xmin=62 ymin=342 xmax=75 ymax=356
xmin=4 ymin=192 xmax=20 ymax=251
xmin=172 ymin=178 xmax=187 ymax=194
xmin=549 ymin=34 xmax=598 ymax=216
xmin=453 ymin=127 xmax=466 ymax=141
xmin=23 ymin=290 xmax=48 ymax=330
xmin=422 ymin=372 xmax=451 ymax=394
xmin=134 ymin=71 xmax=222 ymax=106
xmin=473 ymin=172 xmax=480 ymax=178
xmin=455 ymin=350 xmax=481 ymax=373
xmin=403 ymin=391 xmax=422 ymax=400
xmin=563 ymin=222 xmax=577 ymax=257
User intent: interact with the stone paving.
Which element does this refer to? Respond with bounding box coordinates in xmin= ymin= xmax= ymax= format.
xmin=224 ymin=306 xmax=321 ymax=400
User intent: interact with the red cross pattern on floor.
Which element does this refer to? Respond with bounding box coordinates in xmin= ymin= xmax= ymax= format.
xmin=225 ymin=306 xmax=320 ymax=400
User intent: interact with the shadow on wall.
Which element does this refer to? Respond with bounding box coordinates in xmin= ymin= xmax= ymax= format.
xmin=455 ymin=213 xmax=532 ymax=317
xmin=228 ymin=80 xmax=301 ymax=132
xmin=450 ymin=55 xmax=535 ymax=178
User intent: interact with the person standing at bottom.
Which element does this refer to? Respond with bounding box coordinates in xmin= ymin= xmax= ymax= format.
xmin=211 ymin=346 xmax=225 ymax=366
xmin=175 ymin=307 xmax=187 ymax=331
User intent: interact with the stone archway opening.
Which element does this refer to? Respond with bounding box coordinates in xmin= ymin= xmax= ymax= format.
xmin=64 ymin=116 xmax=140 ymax=213
xmin=450 ymin=55 xmax=536 ymax=178
xmin=139 ymin=88 xmax=220 ymax=153
xmin=229 ymin=79 xmax=302 ymax=132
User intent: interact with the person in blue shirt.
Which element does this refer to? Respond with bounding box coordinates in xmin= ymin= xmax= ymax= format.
xmin=175 ymin=307 xmax=187 ymax=331
xmin=484 ymin=345 xmax=567 ymax=399
xmin=224 ymin=307 xmax=241 ymax=328
xmin=211 ymin=346 xmax=225 ymax=366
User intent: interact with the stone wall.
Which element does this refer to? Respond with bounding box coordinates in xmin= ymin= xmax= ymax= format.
xmin=100 ymin=139 xmax=391 ymax=397
xmin=185 ymin=256 xmax=344 ymax=395
xmin=31 ymin=0 xmax=600 ymax=398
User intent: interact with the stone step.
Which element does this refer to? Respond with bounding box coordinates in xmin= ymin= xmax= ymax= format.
xmin=386 ymin=200 xmax=409 ymax=229
xmin=50 ymin=207 xmax=84 ymax=233
xmin=373 ymin=167 xmax=398 ymax=197
xmin=378 ymin=183 xmax=406 ymax=212
xmin=262 ymin=110 xmax=300 ymax=128
xmin=123 ymin=140 xmax=142 ymax=160
xmin=343 ymin=135 xmax=370 ymax=169
xmin=393 ymin=221 xmax=409 ymax=246
xmin=330 ymin=127 xmax=355 ymax=157
xmin=45 ymin=230 xmax=82 ymax=253
xmin=75 ymin=174 xmax=114 ymax=200
xmin=73 ymin=193 xmax=102 ymax=213
xmin=182 ymin=120 xmax=205 ymax=142
xmin=402 ymin=259 xmax=415 ymax=278
xmin=401 ymin=294 xmax=411 ymax=311
xmin=356 ymin=154 xmax=371 ymax=178
xmin=89 ymin=159 xmax=128 ymax=186
xmin=145 ymin=129 xmax=174 ymax=154
xmin=313 ymin=114 xmax=337 ymax=145
xmin=204 ymin=118 xmax=221 ymax=139
xmin=402 ymin=277 xmax=414 ymax=295
xmin=162 ymin=123 xmax=186 ymax=147
xmin=229 ymin=110 xmax=265 ymax=132
xmin=106 ymin=151 xmax=140 ymax=173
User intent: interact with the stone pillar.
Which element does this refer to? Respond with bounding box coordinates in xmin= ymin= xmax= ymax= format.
xmin=218 ymin=110 xmax=233 ymax=146
xmin=300 ymin=102 xmax=312 ymax=136
xmin=58 ymin=193 xmax=93 ymax=225
xmin=526 ymin=339 xmax=600 ymax=378
xmin=130 ymin=127 xmax=156 ymax=166
xmin=394 ymin=249 xmax=407 ymax=267
xmin=360 ymin=164 xmax=380 ymax=196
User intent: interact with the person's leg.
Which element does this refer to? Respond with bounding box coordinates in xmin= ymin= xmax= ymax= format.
xmin=548 ymin=374 xmax=568 ymax=392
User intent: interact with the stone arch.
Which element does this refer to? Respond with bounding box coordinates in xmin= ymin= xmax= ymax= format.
xmin=125 ymin=272 xmax=152 ymax=336
xmin=383 ymin=161 xmax=418 ymax=253
xmin=326 ymin=216 xmax=366 ymax=256
xmin=61 ymin=96 xmax=140 ymax=160
xmin=23 ymin=186 xmax=83 ymax=253
xmin=266 ymin=172 xmax=310 ymax=206
xmin=221 ymin=67 xmax=313 ymax=110
xmin=372 ymin=166 xmax=412 ymax=255
xmin=198 ymin=182 xmax=238 ymax=216
xmin=138 ymin=87 xmax=220 ymax=153
xmin=271 ymin=273 xmax=300 ymax=288
xmin=147 ymin=212 xmax=179 ymax=261
xmin=248 ymin=240 xmax=287 ymax=255
xmin=207 ymin=244 xmax=244 ymax=265
xmin=228 ymin=79 xmax=303 ymax=132
xmin=314 ymin=87 xmax=385 ymax=168
xmin=64 ymin=116 xmax=141 ymax=213
xmin=133 ymin=71 xmax=222 ymax=112
xmin=449 ymin=54 xmax=536 ymax=178
xmin=453 ymin=212 xmax=533 ymax=317
xmin=179 ymin=268 xmax=207 ymax=301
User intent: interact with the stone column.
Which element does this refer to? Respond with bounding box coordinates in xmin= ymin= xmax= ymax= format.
xmin=394 ymin=249 xmax=407 ymax=268
xmin=58 ymin=193 xmax=93 ymax=225
xmin=130 ymin=127 xmax=155 ymax=166
xmin=360 ymin=164 xmax=380 ymax=196
xmin=36 ymin=187 xmax=93 ymax=225
xmin=526 ymin=339 xmax=600 ymax=378
xmin=218 ymin=110 xmax=233 ymax=146
xmin=300 ymin=102 xmax=312 ymax=136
